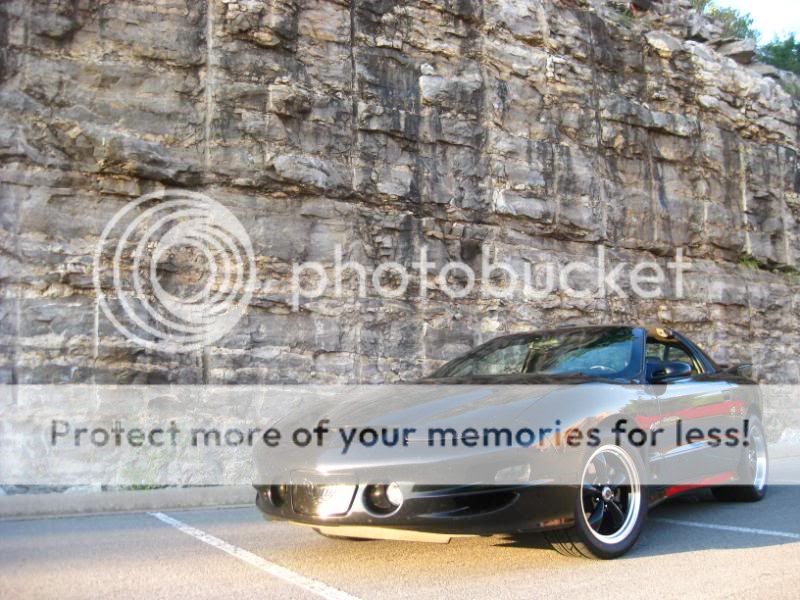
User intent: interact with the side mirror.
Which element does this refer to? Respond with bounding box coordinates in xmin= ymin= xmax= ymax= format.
xmin=650 ymin=361 xmax=692 ymax=382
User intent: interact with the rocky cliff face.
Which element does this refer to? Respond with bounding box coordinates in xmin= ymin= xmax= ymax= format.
xmin=0 ymin=0 xmax=798 ymax=384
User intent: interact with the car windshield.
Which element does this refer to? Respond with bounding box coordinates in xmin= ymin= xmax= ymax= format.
xmin=430 ymin=328 xmax=637 ymax=379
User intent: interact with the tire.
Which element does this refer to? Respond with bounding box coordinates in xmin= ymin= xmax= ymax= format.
xmin=312 ymin=528 xmax=373 ymax=541
xmin=712 ymin=416 xmax=768 ymax=503
xmin=546 ymin=443 xmax=647 ymax=559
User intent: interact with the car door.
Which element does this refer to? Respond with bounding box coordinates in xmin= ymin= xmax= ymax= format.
xmin=646 ymin=335 xmax=737 ymax=485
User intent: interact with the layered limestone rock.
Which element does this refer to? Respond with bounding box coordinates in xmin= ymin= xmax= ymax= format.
xmin=0 ymin=0 xmax=798 ymax=385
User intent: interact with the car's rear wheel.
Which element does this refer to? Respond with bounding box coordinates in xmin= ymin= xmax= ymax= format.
xmin=546 ymin=443 xmax=647 ymax=559
xmin=712 ymin=416 xmax=768 ymax=503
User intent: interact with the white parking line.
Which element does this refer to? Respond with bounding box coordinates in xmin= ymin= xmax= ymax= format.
xmin=149 ymin=512 xmax=361 ymax=600
xmin=653 ymin=517 xmax=800 ymax=540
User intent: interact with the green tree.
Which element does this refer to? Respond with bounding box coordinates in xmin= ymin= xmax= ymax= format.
xmin=708 ymin=6 xmax=757 ymax=40
xmin=758 ymin=34 xmax=800 ymax=75
xmin=690 ymin=0 xmax=713 ymax=11
xmin=692 ymin=0 xmax=758 ymax=41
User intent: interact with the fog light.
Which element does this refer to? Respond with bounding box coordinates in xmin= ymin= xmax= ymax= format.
xmin=386 ymin=482 xmax=403 ymax=507
xmin=364 ymin=483 xmax=403 ymax=515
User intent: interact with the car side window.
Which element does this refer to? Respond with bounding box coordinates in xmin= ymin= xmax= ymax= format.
xmin=474 ymin=342 xmax=530 ymax=375
xmin=665 ymin=345 xmax=695 ymax=371
xmin=645 ymin=339 xmax=701 ymax=375
xmin=450 ymin=340 xmax=530 ymax=376
xmin=645 ymin=342 xmax=665 ymax=361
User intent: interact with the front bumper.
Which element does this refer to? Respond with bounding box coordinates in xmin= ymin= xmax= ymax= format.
xmin=254 ymin=482 xmax=576 ymax=535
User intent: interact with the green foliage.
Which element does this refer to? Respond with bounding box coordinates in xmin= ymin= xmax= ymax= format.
xmin=737 ymin=254 xmax=800 ymax=283
xmin=737 ymin=254 xmax=761 ymax=270
xmin=619 ymin=8 xmax=634 ymax=28
xmin=691 ymin=0 xmax=713 ymax=11
xmin=759 ymin=34 xmax=800 ymax=75
xmin=690 ymin=2 xmax=799 ymax=102
xmin=692 ymin=0 xmax=758 ymax=41
xmin=708 ymin=6 xmax=757 ymax=40
xmin=786 ymin=271 xmax=800 ymax=285
xmin=780 ymin=80 xmax=800 ymax=98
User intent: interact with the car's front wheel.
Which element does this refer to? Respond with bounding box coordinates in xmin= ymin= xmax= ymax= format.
xmin=546 ymin=443 xmax=647 ymax=559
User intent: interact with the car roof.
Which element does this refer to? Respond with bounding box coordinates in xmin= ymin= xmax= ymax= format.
xmin=490 ymin=325 xmax=640 ymax=339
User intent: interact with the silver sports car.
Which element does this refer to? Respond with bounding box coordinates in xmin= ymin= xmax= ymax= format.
xmin=255 ymin=326 xmax=767 ymax=559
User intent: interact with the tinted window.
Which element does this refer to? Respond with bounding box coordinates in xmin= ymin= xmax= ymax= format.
xmin=432 ymin=329 xmax=637 ymax=379
xmin=645 ymin=339 xmax=700 ymax=374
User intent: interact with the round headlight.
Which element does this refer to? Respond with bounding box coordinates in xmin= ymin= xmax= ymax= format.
xmin=386 ymin=482 xmax=403 ymax=507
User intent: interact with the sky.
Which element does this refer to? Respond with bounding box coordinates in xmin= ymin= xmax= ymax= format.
xmin=713 ymin=0 xmax=799 ymax=41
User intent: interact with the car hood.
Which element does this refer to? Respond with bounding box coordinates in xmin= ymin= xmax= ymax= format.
xmin=253 ymin=378 xmax=642 ymax=486
xmin=286 ymin=381 xmax=573 ymax=442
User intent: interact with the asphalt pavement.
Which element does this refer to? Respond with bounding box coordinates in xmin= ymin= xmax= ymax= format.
xmin=2 ymin=487 xmax=799 ymax=599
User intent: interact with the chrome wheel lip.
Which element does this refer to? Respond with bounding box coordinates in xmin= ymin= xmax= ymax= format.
xmin=750 ymin=425 xmax=768 ymax=491
xmin=581 ymin=444 xmax=641 ymax=545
